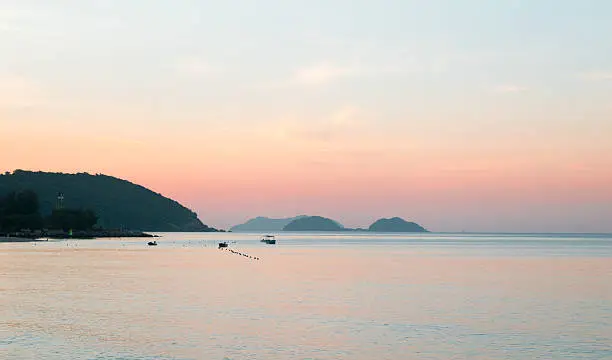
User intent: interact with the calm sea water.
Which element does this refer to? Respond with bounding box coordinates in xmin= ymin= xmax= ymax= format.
xmin=2 ymin=232 xmax=612 ymax=359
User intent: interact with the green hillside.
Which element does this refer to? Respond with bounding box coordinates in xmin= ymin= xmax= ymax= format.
xmin=0 ymin=170 xmax=217 ymax=232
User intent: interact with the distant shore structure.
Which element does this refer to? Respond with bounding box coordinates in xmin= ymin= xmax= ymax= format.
xmin=56 ymin=192 xmax=64 ymax=209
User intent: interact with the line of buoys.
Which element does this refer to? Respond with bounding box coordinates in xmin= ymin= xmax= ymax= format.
xmin=221 ymin=247 xmax=260 ymax=261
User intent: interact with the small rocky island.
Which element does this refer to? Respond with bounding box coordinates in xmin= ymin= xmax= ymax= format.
xmin=368 ymin=217 xmax=428 ymax=232
xmin=283 ymin=216 xmax=346 ymax=231
xmin=232 ymin=215 xmax=429 ymax=233
xmin=231 ymin=215 xmax=307 ymax=232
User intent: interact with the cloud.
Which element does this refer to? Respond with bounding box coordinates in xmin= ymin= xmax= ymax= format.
xmin=0 ymin=21 xmax=20 ymax=33
xmin=328 ymin=105 xmax=361 ymax=126
xmin=262 ymin=105 xmax=367 ymax=143
xmin=492 ymin=85 xmax=529 ymax=93
xmin=0 ymin=4 xmax=49 ymax=34
xmin=279 ymin=53 xmax=482 ymax=89
xmin=256 ymin=49 xmax=500 ymax=91
xmin=288 ymin=107 xmax=362 ymax=142
xmin=283 ymin=60 xmax=414 ymax=88
xmin=249 ymin=62 xmax=362 ymax=90
xmin=291 ymin=63 xmax=359 ymax=86
xmin=173 ymin=57 xmax=218 ymax=77
xmin=0 ymin=6 xmax=21 ymax=33
xmin=0 ymin=75 xmax=47 ymax=109
xmin=580 ymin=72 xmax=612 ymax=81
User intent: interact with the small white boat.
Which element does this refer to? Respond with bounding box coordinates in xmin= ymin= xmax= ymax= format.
xmin=260 ymin=235 xmax=276 ymax=244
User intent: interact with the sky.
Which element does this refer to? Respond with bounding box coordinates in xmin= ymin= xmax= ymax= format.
xmin=1 ymin=1 xmax=611 ymax=232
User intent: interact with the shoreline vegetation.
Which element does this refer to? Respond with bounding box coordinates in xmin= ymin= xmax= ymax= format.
xmin=0 ymin=230 xmax=157 ymax=242
xmin=1 ymin=170 xmax=228 ymax=239
xmin=0 ymin=170 xmax=221 ymax=232
xmin=0 ymin=186 xmax=159 ymax=242
xmin=2 ymin=171 xmax=428 ymax=239
xmin=0 ymin=236 xmax=45 ymax=243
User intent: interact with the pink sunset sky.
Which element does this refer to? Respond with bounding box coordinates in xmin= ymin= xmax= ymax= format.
xmin=1 ymin=1 xmax=611 ymax=232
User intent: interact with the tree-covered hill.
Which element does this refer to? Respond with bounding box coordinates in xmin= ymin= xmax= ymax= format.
xmin=283 ymin=216 xmax=346 ymax=231
xmin=0 ymin=170 xmax=217 ymax=232
xmin=231 ymin=215 xmax=308 ymax=232
xmin=368 ymin=217 xmax=428 ymax=232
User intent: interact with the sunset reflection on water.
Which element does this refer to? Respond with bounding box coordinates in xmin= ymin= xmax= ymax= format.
xmin=2 ymin=233 xmax=612 ymax=359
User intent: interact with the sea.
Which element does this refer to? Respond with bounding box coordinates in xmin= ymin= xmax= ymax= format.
xmin=2 ymin=232 xmax=612 ymax=359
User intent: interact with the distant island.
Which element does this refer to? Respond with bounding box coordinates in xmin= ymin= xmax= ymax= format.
xmin=232 ymin=215 xmax=428 ymax=233
xmin=0 ymin=170 xmax=219 ymax=233
xmin=368 ymin=217 xmax=428 ymax=232
xmin=231 ymin=215 xmax=307 ymax=232
xmin=283 ymin=216 xmax=346 ymax=231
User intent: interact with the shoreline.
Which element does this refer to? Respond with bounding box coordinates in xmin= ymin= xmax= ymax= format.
xmin=1 ymin=231 xmax=157 ymax=242
xmin=45 ymin=232 xmax=158 ymax=239
xmin=0 ymin=237 xmax=47 ymax=243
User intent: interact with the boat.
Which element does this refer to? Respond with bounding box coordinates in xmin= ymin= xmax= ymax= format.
xmin=147 ymin=241 xmax=158 ymax=246
xmin=218 ymin=242 xmax=228 ymax=249
xmin=260 ymin=235 xmax=276 ymax=245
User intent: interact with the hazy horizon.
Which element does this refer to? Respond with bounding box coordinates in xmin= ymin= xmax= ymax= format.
xmin=2 ymin=1 xmax=611 ymax=233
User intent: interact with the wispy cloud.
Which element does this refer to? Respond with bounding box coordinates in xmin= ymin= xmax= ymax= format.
xmin=0 ymin=4 xmax=51 ymax=34
xmin=328 ymin=106 xmax=362 ymax=127
xmin=249 ymin=62 xmax=363 ymax=90
xmin=290 ymin=106 xmax=365 ymax=142
xmin=269 ymin=52 xmax=492 ymax=90
xmin=492 ymin=85 xmax=529 ymax=93
xmin=248 ymin=105 xmax=405 ymax=169
xmin=0 ymin=20 xmax=20 ymax=33
xmin=0 ymin=6 xmax=22 ymax=33
xmin=0 ymin=74 xmax=46 ymax=109
xmin=580 ymin=72 xmax=612 ymax=81
xmin=261 ymin=60 xmax=410 ymax=89
xmin=173 ymin=57 xmax=219 ymax=77
xmin=263 ymin=105 xmax=367 ymax=143
xmin=292 ymin=63 xmax=359 ymax=86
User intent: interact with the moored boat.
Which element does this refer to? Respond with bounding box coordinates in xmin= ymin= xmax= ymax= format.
xmin=260 ymin=235 xmax=276 ymax=244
